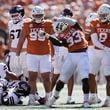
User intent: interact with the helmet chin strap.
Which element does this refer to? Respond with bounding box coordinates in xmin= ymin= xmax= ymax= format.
xmin=34 ymin=18 xmax=43 ymax=23
xmin=35 ymin=19 xmax=42 ymax=23
xmin=12 ymin=15 xmax=22 ymax=24
xmin=100 ymin=18 xmax=108 ymax=23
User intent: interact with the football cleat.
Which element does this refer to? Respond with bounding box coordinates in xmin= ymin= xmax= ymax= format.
xmin=102 ymin=99 xmax=110 ymax=107
xmin=97 ymin=98 xmax=102 ymax=103
xmin=82 ymin=101 xmax=90 ymax=108
xmin=66 ymin=100 xmax=75 ymax=104
xmin=28 ymin=94 xmax=37 ymax=105
xmin=38 ymin=97 xmax=46 ymax=105
xmin=89 ymin=95 xmax=99 ymax=104
xmin=46 ymin=96 xmax=59 ymax=107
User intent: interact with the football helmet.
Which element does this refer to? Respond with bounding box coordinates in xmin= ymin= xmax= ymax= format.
xmin=61 ymin=8 xmax=73 ymax=17
xmin=32 ymin=6 xmax=44 ymax=23
xmin=53 ymin=21 xmax=68 ymax=33
xmin=97 ymin=4 xmax=110 ymax=22
xmin=15 ymin=81 xmax=30 ymax=97
xmin=9 ymin=5 xmax=25 ymax=23
xmin=85 ymin=12 xmax=98 ymax=26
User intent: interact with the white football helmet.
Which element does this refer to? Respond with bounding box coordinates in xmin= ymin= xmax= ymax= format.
xmin=85 ymin=12 xmax=98 ymax=26
xmin=53 ymin=21 xmax=68 ymax=33
xmin=97 ymin=4 xmax=110 ymax=22
xmin=32 ymin=6 xmax=44 ymax=23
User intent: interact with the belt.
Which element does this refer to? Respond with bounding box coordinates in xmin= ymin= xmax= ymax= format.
xmin=94 ymin=46 xmax=103 ymax=50
xmin=69 ymin=48 xmax=87 ymax=53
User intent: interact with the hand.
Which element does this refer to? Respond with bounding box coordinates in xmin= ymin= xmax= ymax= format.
xmin=38 ymin=30 xmax=46 ymax=37
xmin=38 ymin=30 xmax=50 ymax=39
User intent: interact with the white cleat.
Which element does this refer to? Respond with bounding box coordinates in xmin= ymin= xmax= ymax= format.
xmin=28 ymin=94 xmax=37 ymax=105
xmin=89 ymin=96 xmax=98 ymax=104
xmin=82 ymin=101 xmax=90 ymax=108
xmin=97 ymin=98 xmax=102 ymax=103
xmin=46 ymin=96 xmax=59 ymax=107
xmin=66 ymin=99 xmax=75 ymax=104
xmin=102 ymin=99 xmax=110 ymax=107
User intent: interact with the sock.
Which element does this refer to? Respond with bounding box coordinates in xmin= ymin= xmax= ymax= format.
xmin=84 ymin=93 xmax=89 ymax=102
xmin=67 ymin=96 xmax=72 ymax=101
xmin=54 ymin=91 xmax=59 ymax=98
xmin=46 ymin=92 xmax=51 ymax=100
xmin=90 ymin=93 xmax=97 ymax=97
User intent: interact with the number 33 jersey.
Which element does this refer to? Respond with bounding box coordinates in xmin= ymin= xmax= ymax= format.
xmin=90 ymin=19 xmax=110 ymax=48
xmin=8 ymin=20 xmax=27 ymax=49
xmin=22 ymin=18 xmax=53 ymax=55
xmin=57 ymin=25 xmax=88 ymax=52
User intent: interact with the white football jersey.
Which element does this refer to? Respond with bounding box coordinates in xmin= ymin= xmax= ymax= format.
xmin=8 ymin=20 xmax=27 ymax=48
xmin=0 ymin=63 xmax=8 ymax=79
xmin=2 ymin=88 xmax=21 ymax=105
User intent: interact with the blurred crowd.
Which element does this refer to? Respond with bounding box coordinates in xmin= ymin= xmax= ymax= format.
xmin=0 ymin=0 xmax=110 ymax=61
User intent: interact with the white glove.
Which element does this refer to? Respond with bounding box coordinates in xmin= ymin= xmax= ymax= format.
xmin=38 ymin=30 xmax=50 ymax=39
xmin=38 ymin=30 xmax=46 ymax=36
xmin=14 ymin=56 xmax=20 ymax=68
xmin=38 ymin=30 xmax=46 ymax=41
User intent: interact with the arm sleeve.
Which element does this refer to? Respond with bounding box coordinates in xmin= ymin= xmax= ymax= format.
xmin=74 ymin=22 xmax=83 ymax=31
xmin=48 ymin=36 xmax=68 ymax=47
xmin=91 ymin=33 xmax=109 ymax=50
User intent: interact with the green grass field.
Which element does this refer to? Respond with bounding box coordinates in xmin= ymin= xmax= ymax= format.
xmin=0 ymin=83 xmax=110 ymax=110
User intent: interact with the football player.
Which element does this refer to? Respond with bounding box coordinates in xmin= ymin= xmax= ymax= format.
xmin=16 ymin=6 xmax=54 ymax=105
xmin=8 ymin=5 xmax=28 ymax=81
xmin=85 ymin=12 xmax=101 ymax=104
xmin=44 ymin=17 xmax=90 ymax=108
xmin=51 ymin=8 xmax=75 ymax=104
xmin=88 ymin=4 xmax=110 ymax=107
xmin=1 ymin=81 xmax=30 ymax=105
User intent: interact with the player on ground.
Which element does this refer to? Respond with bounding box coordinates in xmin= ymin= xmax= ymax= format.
xmin=1 ymin=81 xmax=30 ymax=105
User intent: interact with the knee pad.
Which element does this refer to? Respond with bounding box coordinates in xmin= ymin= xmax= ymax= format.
xmin=56 ymin=80 xmax=65 ymax=91
xmin=82 ymin=78 xmax=89 ymax=94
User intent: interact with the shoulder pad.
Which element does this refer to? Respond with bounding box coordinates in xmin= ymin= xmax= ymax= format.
xmin=23 ymin=18 xmax=32 ymax=23
xmin=44 ymin=19 xmax=52 ymax=24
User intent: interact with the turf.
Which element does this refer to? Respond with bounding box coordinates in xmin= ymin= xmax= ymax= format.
xmin=0 ymin=83 xmax=110 ymax=110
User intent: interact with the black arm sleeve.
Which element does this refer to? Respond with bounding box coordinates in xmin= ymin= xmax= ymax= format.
xmin=74 ymin=22 xmax=83 ymax=31
xmin=48 ymin=36 xmax=68 ymax=47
